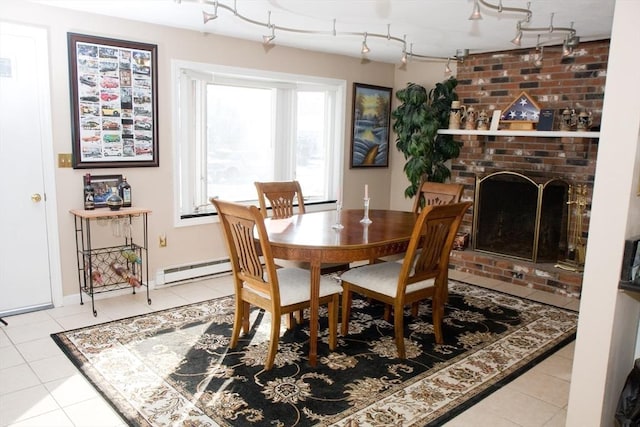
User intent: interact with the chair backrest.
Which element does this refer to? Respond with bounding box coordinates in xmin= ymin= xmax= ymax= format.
xmin=211 ymin=198 xmax=281 ymax=304
xmin=255 ymin=181 xmax=306 ymax=219
xmin=399 ymin=202 xmax=472 ymax=292
xmin=412 ymin=180 xmax=464 ymax=213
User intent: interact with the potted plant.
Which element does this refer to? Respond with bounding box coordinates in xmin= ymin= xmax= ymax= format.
xmin=392 ymin=77 xmax=461 ymax=199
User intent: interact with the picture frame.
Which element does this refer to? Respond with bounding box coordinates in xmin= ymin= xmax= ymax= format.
xmin=68 ymin=33 xmax=159 ymax=169
xmin=89 ymin=174 xmax=122 ymax=208
xmin=350 ymin=83 xmax=392 ymax=168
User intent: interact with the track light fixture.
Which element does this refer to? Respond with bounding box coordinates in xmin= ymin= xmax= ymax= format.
xmin=202 ymin=1 xmax=218 ymax=23
xmin=263 ymin=26 xmax=275 ymax=45
xmin=471 ymin=0 xmax=580 ymax=50
xmin=444 ymin=58 xmax=452 ymax=74
xmin=361 ymin=32 xmax=370 ymax=54
xmin=183 ymin=0 xmax=452 ymax=65
xmin=469 ymin=0 xmax=482 ymax=20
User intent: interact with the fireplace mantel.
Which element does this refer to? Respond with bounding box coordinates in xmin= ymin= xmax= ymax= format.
xmin=438 ymin=129 xmax=600 ymax=138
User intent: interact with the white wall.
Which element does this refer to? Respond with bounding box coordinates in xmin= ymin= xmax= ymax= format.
xmin=566 ymin=0 xmax=640 ymax=424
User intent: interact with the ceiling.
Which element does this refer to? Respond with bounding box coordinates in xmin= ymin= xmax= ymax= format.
xmin=34 ymin=0 xmax=615 ymax=64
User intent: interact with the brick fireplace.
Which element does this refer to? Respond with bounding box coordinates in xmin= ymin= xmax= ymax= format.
xmin=447 ymin=39 xmax=608 ymax=298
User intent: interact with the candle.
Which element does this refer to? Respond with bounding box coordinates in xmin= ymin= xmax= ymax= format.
xmin=364 ymin=184 xmax=369 ymax=199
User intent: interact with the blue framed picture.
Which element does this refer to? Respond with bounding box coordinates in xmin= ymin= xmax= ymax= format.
xmin=350 ymin=83 xmax=392 ymax=168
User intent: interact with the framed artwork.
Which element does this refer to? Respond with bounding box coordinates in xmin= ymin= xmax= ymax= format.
xmin=350 ymin=83 xmax=392 ymax=168
xmin=68 ymin=33 xmax=159 ymax=168
xmin=89 ymin=174 xmax=122 ymax=208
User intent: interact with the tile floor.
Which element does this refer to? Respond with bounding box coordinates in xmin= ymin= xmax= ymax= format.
xmin=0 ymin=271 xmax=580 ymax=427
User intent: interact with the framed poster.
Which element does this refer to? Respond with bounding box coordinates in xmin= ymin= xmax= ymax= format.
xmin=350 ymin=83 xmax=392 ymax=168
xmin=68 ymin=33 xmax=158 ymax=168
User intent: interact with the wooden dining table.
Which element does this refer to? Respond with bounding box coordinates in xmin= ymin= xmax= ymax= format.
xmin=263 ymin=208 xmax=418 ymax=366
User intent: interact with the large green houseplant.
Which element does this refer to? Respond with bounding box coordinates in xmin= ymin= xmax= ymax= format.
xmin=392 ymin=77 xmax=461 ymax=199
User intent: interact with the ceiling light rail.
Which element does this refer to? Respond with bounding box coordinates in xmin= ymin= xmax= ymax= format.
xmin=469 ymin=0 xmax=580 ymax=54
xmin=178 ymin=0 xmax=457 ymax=64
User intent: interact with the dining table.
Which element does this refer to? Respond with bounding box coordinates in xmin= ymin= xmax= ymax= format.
xmin=263 ymin=208 xmax=419 ymax=366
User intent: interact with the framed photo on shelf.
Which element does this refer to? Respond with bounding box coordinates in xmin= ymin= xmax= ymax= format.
xmin=350 ymin=83 xmax=392 ymax=168
xmin=89 ymin=174 xmax=122 ymax=208
xmin=68 ymin=33 xmax=159 ymax=168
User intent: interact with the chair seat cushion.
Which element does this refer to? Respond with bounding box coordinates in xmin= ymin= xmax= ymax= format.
xmin=248 ymin=268 xmax=343 ymax=306
xmin=340 ymin=262 xmax=435 ymax=298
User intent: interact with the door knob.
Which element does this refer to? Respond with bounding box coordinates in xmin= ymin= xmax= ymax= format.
xmin=31 ymin=193 xmax=42 ymax=202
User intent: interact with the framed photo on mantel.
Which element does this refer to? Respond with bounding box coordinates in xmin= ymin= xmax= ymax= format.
xmin=68 ymin=33 xmax=159 ymax=168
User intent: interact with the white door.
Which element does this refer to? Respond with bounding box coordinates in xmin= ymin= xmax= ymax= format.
xmin=0 ymin=22 xmax=60 ymax=316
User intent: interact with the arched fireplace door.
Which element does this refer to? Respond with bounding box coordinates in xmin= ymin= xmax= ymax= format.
xmin=472 ymin=171 xmax=570 ymax=263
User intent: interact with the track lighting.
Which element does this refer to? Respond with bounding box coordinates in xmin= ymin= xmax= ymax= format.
xmin=469 ymin=0 xmax=482 ymax=20
xmin=185 ymin=0 xmax=451 ymax=65
xmin=511 ymin=22 xmax=523 ymax=46
xmin=361 ymin=33 xmax=370 ymax=54
xmin=263 ymin=26 xmax=275 ymax=45
xmin=444 ymin=58 xmax=452 ymax=74
xmin=202 ymin=1 xmax=218 ymax=23
xmin=472 ymin=0 xmax=580 ymax=49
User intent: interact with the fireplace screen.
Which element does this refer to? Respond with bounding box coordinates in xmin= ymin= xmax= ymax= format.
xmin=473 ymin=172 xmax=569 ymax=263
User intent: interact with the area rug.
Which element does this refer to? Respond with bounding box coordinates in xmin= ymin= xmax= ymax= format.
xmin=51 ymin=281 xmax=578 ymax=426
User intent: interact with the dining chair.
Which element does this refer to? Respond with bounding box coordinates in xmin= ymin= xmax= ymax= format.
xmin=255 ymin=180 xmax=349 ymax=274
xmin=412 ymin=180 xmax=464 ymax=213
xmin=211 ymin=198 xmax=343 ymax=370
xmin=340 ymin=201 xmax=472 ymax=359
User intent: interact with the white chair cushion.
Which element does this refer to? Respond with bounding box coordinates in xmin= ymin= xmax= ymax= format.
xmin=340 ymin=262 xmax=435 ymax=298
xmin=246 ymin=267 xmax=342 ymax=306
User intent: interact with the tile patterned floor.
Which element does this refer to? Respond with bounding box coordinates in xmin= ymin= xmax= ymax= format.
xmin=0 ymin=271 xmax=579 ymax=426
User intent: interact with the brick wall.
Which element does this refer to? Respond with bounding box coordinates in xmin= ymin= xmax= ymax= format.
xmin=448 ymin=39 xmax=609 ymax=298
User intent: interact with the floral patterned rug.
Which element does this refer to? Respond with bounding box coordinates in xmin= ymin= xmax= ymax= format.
xmin=51 ymin=281 xmax=578 ymax=426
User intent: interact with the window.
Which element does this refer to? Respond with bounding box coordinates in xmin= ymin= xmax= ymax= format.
xmin=173 ymin=61 xmax=346 ymax=224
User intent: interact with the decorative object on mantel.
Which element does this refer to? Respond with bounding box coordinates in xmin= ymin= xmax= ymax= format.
xmin=464 ymin=106 xmax=477 ymax=130
xmin=577 ymin=110 xmax=593 ymax=131
xmin=448 ymin=100 xmax=466 ymax=130
xmin=500 ymin=91 xmax=541 ymax=130
xmin=537 ymin=108 xmax=555 ymax=131
xmin=477 ymin=110 xmax=490 ymax=130
xmin=559 ymin=108 xmax=577 ymax=131
xmin=490 ymin=109 xmax=501 ymax=131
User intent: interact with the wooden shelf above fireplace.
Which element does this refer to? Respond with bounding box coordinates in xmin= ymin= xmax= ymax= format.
xmin=438 ymin=129 xmax=600 ymax=138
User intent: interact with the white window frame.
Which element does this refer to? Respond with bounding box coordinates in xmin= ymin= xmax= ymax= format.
xmin=171 ymin=60 xmax=346 ymax=227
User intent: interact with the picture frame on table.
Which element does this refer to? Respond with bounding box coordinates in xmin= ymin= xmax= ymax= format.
xmin=350 ymin=83 xmax=392 ymax=168
xmin=89 ymin=174 xmax=122 ymax=208
xmin=68 ymin=33 xmax=159 ymax=169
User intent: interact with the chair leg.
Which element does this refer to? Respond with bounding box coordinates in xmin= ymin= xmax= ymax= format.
xmin=241 ymin=301 xmax=251 ymax=335
xmin=411 ymin=301 xmax=419 ymax=317
xmin=340 ymin=287 xmax=352 ymax=336
xmin=432 ymin=296 xmax=444 ymax=344
xmin=265 ymin=312 xmax=281 ymax=370
xmin=383 ymin=304 xmax=392 ymax=322
xmin=230 ymin=298 xmax=244 ymax=348
xmin=328 ymin=295 xmax=338 ymax=350
xmin=394 ymin=302 xmax=406 ymax=359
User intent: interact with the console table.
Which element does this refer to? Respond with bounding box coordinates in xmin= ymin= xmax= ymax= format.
xmin=70 ymin=208 xmax=151 ymax=316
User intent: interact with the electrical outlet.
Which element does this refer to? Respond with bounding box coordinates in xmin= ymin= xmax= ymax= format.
xmin=159 ymin=234 xmax=167 ymax=247
xmin=58 ymin=153 xmax=72 ymax=168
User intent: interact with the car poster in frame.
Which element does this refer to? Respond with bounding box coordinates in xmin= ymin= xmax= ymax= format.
xmin=68 ymin=33 xmax=158 ymax=168
xmin=350 ymin=83 xmax=392 ymax=168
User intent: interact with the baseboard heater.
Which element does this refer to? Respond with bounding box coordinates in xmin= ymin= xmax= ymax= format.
xmin=155 ymin=258 xmax=232 ymax=286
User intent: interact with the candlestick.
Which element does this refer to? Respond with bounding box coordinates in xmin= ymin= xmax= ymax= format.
xmin=360 ymin=197 xmax=372 ymax=224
